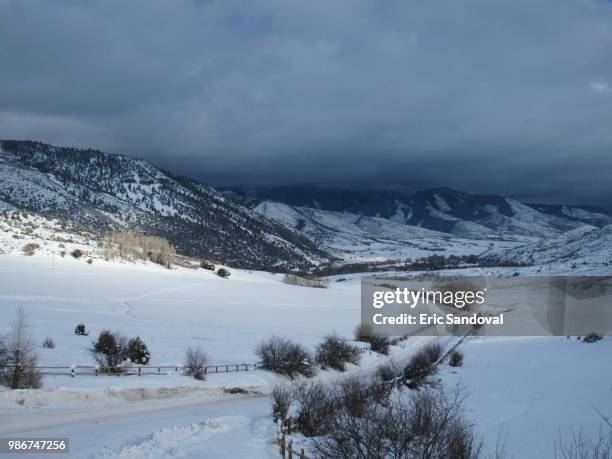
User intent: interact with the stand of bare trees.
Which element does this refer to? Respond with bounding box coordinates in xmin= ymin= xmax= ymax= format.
xmin=103 ymin=231 xmax=175 ymax=268
xmin=0 ymin=309 xmax=41 ymax=389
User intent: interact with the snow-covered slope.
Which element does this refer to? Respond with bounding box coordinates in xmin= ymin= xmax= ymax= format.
xmin=227 ymin=185 xmax=611 ymax=239
xmin=0 ymin=209 xmax=98 ymax=257
xmin=0 ymin=141 xmax=328 ymax=269
xmin=252 ymin=201 xmax=527 ymax=263
xmin=484 ymin=224 xmax=612 ymax=269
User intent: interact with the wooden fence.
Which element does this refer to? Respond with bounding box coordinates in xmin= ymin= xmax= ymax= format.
xmin=2 ymin=362 xmax=261 ymax=377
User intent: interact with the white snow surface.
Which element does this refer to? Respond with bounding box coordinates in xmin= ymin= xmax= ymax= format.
xmin=253 ymin=200 xmax=527 ymax=263
xmin=1 ymin=214 xmax=612 ymax=458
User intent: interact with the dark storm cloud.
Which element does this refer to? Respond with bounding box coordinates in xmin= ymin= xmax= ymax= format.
xmin=1 ymin=0 xmax=612 ymax=207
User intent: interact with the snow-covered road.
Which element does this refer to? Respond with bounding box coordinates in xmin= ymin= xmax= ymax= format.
xmin=0 ymin=394 xmax=276 ymax=458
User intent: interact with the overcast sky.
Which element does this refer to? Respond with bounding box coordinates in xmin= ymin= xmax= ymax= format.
xmin=1 ymin=0 xmax=612 ymax=207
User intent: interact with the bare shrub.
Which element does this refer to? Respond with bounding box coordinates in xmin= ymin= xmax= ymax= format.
xmin=184 ymin=346 xmax=208 ymax=380
xmin=42 ymin=337 xmax=55 ymax=349
xmin=71 ymin=248 xmax=84 ymax=258
xmin=74 ymin=323 xmax=87 ymax=335
xmin=0 ymin=309 xmax=42 ymax=389
xmin=376 ymin=363 xmax=400 ymax=382
xmin=271 ymin=383 xmax=292 ymax=422
xmin=0 ymin=336 xmax=7 ymax=371
xmin=256 ymin=337 xmax=314 ymax=377
xmin=404 ymin=342 xmax=442 ymax=388
xmin=333 ymin=375 xmax=379 ymax=418
xmin=294 ymin=380 xmax=333 ymax=437
xmin=424 ymin=342 xmax=442 ymax=363
xmin=201 ymin=260 xmax=215 ymax=270
xmin=313 ymin=387 xmax=483 ymax=459
xmin=354 ymin=323 xmax=374 ymax=342
xmin=449 ymin=349 xmax=464 ymax=367
xmin=22 ymin=243 xmax=40 ymax=256
xmin=315 ymin=334 xmax=360 ymax=371
xmin=583 ymin=332 xmax=603 ymax=343
xmin=354 ymin=323 xmax=390 ymax=355
xmin=217 ymin=268 xmax=231 ymax=278
xmin=555 ymin=427 xmax=612 ymax=459
xmin=282 ymin=274 xmax=328 ymax=289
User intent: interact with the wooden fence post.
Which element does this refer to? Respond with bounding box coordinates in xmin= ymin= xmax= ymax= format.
xmin=138 ymin=367 xmax=141 ymax=376
xmin=300 ymin=448 xmax=305 ymax=459
xmin=280 ymin=433 xmax=286 ymax=457
xmin=288 ymin=440 xmax=293 ymax=459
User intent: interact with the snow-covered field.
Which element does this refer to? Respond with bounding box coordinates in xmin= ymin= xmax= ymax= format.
xmin=1 ymin=248 xmax=611 ymax=458
xmin=0 ymin=253 xmax=430 ymax=457
xmin=441 ymin=336 xmax=612 ymax=458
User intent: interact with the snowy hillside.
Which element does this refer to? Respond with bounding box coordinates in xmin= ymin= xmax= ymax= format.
xmin=0 ymin=209 xmax=98 ymax=257
xmin=253 ymin=200 xmax=527 ymax=263
xmin=227 ymin=185 xmax=612 ymax=239
xmin=0 ymin=140 xmax=328 ymax=270
xmin=484 ymin=224 xmax=612 ymax=270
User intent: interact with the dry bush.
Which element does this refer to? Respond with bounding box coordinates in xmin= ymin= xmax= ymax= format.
xmin=332 ymin=375 xmax=381 ymax=418
xmin=217 ymin=268 xmax=231 ymax=278
xmin=184 ymin=346 xmax=208 ymax=380
xmin=583 ymin=332 xmax=603 ymax=343
xmin=0 ymin=309 xmax=42 ymax=389
xmin=555 ymin=428 xmax=612 ymax=459
xmin=74 ymin=323 xmax=87 ymax=335
xmin=0 ymin=336 xmax=8 ymax=370
xmin=22 ymin=243 xmax=40 ymax=256
xmin=42 ymin=337 xmax=55 ymax=349
xmin=404 ymin=342 xmax=442 ymax=388
xmin=201 ymin=260 xmax=215 ymax=270
xmin=256 ymin=337 xmax=314 ymax=378
xmin=354 ymin=323 xmax=390 ymax=355
xmin=71 ymin=248 xmax=84 ymax=258
xmin=354 ymin=323 xmax=375 ymax=342
xmin=294 ymin=380 xmax=334 ymax=437
xmin=282 ymin=274 xmax=329 ymax=289
xmin=315 ymin=334 xmax=360 ymax=371
xmin=103 ymin=231 xmax=175 ymax=268
xmin=376 ymin=363 xmax=398 ymax=382
xmin=449 ymin=349 xmax=464 ymax=367
xmin=424 ymin=342 xmax=442 ymax=363
xmin=271 ymin=383 xmax=292 ymax=422
xmin=312 ymin=387 xmax=483 ymax=459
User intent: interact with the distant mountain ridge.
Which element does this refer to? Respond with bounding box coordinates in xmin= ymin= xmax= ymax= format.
xmin=0 ymin=140 xmax=329 ymax=269
xmin=2 ymin=139 xmax=610 ymax=270
xmin=224 ymin=185 xmax=612 ymax=239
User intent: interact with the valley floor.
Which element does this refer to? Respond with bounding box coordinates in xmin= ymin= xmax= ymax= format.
xmin=0 ymin=254 xmax=611 ymax=458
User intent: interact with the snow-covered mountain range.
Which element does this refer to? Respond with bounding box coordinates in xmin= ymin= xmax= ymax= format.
xmin=225 ymin=185 xmax=612 ymax=239
xmin=0 ymin=140 xmax=329 ymax=269
xmin=1 ymin=140 xmax=611 ymax=271
xmin=484 ymin=224 xmax=612 ymax=270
